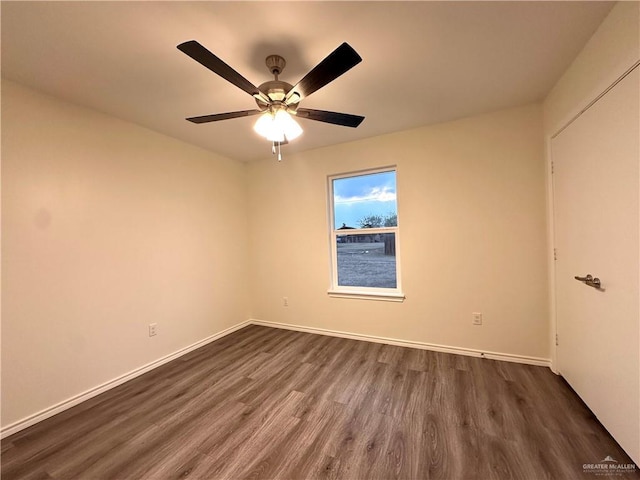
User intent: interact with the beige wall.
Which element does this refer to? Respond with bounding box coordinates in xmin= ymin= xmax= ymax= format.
xmin=1 ymin=80 xmax=249 ymax=428
xmin=544 ymin=1 xmax=640 ymax=135
xmin=248 ymin=104 xmax=549 ymax=360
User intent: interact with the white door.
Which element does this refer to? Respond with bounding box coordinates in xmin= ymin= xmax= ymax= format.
xmin=552 ymin=67 xmax=639 ymax=464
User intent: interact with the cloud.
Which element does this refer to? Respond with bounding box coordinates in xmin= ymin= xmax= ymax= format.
xmin=335 ymin=185 xmax=397 ymax=205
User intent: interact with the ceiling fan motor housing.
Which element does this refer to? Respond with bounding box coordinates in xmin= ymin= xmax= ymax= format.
xmin=256 ymin=55 xmax=299 ymax=110
xmin=256 ymin=80 xmax=297 ymax=109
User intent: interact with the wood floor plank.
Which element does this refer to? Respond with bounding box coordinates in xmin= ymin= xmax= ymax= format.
xmin=2 ymin=325 xmax=638 ymax=480
xmin=202 ymin=395 xmax=301 ymax=479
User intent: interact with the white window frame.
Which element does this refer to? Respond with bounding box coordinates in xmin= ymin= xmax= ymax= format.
xmin=327 ymin=167 xmax=405 ymax=302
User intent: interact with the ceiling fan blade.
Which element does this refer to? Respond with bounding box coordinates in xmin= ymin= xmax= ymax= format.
xmin=186 ymin=110 xmax=262 ymax=124
xmin=178 ymin=40 xmax=260 ymax=97
xmin=285 ymin=43 xmax=362 ymax=104
xmin=296 ymin=108 xmax=364 ymax=128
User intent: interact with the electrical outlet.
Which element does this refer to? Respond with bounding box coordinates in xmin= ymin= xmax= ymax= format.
xmin=472 ymin=313 xmax=483 ymax=325
xmin=283 ymin=297 xmax=289 ymax=307
xmin=149 ymin=323 xmax=158 ymax=337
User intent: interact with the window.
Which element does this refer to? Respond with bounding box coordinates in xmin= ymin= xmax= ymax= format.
xmin=328 ymin=168 xmax=404 ymax=301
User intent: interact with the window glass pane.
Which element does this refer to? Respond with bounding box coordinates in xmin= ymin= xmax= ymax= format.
xmin=333 ymin=171 xmax=397 ymax=229
xmin=337 ymin=233 xmax=397 ymax=288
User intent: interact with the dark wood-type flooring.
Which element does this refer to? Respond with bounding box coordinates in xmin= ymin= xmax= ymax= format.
xmin=2 ymin=325 xmax=638 ymax=480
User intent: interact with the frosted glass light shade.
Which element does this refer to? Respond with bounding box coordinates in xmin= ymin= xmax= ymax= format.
xmin=253 ymin=109 xmax=302 ymax=142
xmin=253 ymin=113 xmax=282 ymax=141
xmin=274 ymin=110 xmax=302 ymax=140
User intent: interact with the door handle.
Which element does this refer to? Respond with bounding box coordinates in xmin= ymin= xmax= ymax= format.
xmin=574 ymin=274 xmax=593 ymax=282
xmin=574 ymin=274 xmax=602 ymax=289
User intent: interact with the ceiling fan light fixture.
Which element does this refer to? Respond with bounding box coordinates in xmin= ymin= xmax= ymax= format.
xmin=275 ymin=109 xmax=303 ymax=140
xmin=177 ymin=40 xmax=364 ymax=160
xmin=253 ymin=108 xmax=302 ymax=142
xmin=253 ymin=112 xmax=279 ymax=141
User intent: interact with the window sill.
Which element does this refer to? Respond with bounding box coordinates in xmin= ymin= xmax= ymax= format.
xmin=327 ymin=290 xmax=406 ymax=302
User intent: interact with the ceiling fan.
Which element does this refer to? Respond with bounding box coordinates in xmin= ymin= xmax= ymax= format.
xmin=177 ymin=40 xmax=365 ymax=160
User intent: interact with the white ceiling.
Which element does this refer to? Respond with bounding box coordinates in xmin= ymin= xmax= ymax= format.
xmin=1 ymin=1 xmax=613 ymax=162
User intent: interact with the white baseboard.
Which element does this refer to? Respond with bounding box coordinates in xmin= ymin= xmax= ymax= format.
xmin=249 ymin=319 xmax=552 ymax=368
xmin=2 ymin=317 xmax=551 ymax=439
xmin=1 ymin=320 xmax=251 ymax=439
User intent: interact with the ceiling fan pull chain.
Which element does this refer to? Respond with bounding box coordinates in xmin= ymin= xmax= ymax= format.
xmin=271 ymin=141 xmax=283 ymax=161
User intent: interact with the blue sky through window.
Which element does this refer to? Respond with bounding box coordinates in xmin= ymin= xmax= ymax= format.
xmin=333 ymin=171 xmax=397 ymax=229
